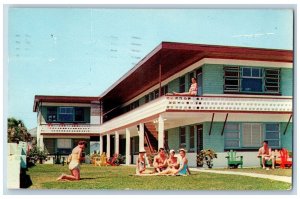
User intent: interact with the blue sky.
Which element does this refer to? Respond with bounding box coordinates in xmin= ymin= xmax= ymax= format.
xmin=6 ymin=8 xmax=293 ymax=129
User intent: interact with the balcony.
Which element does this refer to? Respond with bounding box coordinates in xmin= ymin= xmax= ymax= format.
xmin=40 ymin=123 xmax=100 ymax=135
xmin=166 ymin=95 xmax=292 ymax=112
xmin=100 ymin=95 xmax=292 ymax=133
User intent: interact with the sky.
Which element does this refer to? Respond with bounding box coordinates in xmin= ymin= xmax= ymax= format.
xmin=5 ymin=8 xmax=294 ymax=129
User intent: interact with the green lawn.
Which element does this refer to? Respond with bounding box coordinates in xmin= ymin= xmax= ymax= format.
xmin=26 ymin=164 xmax=292 ymax=190
xmin=213 ymin=167 xmax=292 ymax=176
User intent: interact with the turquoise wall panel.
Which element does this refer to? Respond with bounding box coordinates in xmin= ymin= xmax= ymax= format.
xmin=203 ymin=122 xmax=224 ymax=152
xmin=202 ymin=64 xmax=224 ymax=94
xmin=167 ymin=128 xmax=180 ymax=151
xmin=168 ymin=77 xmax=180 ymax=93
xmin=280 ymin=68 xmax=293 ymax=96
xmin=280 ymin=122 xmax=293 ymax=151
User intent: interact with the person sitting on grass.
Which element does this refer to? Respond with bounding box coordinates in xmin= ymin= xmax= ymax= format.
xmin=157 ymin=148 xmax=189 ymax=176
xmin=173 ymin=77 xmax=198 ymax=96
xmin=167 ymin=149 xmax=179 ymax=169
xmin=136 ymin=150 xmax=153 ymax=175
xmin=57 ymin=141 xmax=86 ymax=181
xmin=153 ymin=148 xmax=168 ymax=173
xmin=257 ymin=140 xmax=275 ymax=170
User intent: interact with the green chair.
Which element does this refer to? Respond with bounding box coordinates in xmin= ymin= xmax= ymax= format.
xmin=258 ymin=156 xmax=274 ymax=168
xmin=225 ymin=150 xmax=243 ymax=169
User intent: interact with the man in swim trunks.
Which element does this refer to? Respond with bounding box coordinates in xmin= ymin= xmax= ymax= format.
xmin=57 ymin=140 xmax=86 ymax=181
xmin=257 ymin=140 xmax=275 ymax=169
xmin=153 ymin=148 xmax=168 ymax=172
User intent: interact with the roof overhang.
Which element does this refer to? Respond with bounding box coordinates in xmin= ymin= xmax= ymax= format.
xmin=33 ymin=95 xmax=100 ymax=112
xmin=100 ymin=42 xmax=293 ymax=112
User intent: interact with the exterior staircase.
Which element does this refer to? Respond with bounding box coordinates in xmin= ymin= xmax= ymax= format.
xmin=144 ymin=122 xmax=158 ymax=154
xmin=144 ymin=122 xmax=170 ymax=166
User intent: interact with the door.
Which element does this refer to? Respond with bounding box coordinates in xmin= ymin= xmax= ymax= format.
xmin=196 ymin=124 xmax=203 ymax=152
xmin=196 ymin=68 xmax=203 ymax=96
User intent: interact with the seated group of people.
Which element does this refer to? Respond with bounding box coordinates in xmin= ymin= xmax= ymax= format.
xmin=136 ymin=148 xmax=190 ymax=176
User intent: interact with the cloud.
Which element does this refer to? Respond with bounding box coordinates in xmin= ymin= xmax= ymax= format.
xmin=232 ymin=32 xmax=275 ymax=38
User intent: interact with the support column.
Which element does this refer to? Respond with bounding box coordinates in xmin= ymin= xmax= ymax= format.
xmin=100 ymin=135 xmax=103 ymax=155
xmin=139 ymin=123 xmax=145 ymax=152
xmin=115 ymin=131 xmax=119 ymax=154
xmin=106 ymin=134 xmax=110 ymax=158
xmin=158 ymin=114 xmax=164 ymax=149
xmin=126 ymin=128 xmax=131 ymax=165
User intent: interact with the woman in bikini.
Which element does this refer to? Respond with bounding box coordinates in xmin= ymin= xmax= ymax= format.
xmin=173 ymin=77 xmax=198 ymax=96
xmin=57 ymin=140 xmax=86 ymax=181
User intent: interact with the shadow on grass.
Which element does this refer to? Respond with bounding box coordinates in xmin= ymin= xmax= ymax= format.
xmin=80 ymin=177 xmax=106 ymax=180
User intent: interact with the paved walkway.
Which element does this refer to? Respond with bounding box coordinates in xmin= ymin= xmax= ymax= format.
xmin=189 ymin=168 xmax=292 ymax=183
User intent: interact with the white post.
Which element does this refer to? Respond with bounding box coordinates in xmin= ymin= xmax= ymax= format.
xmin=100 ymin=135 xmax=103 ymax=155
xmin=158 ymin=115 xmax=164 ymax=149
xmin=126 ymin=128 xmax=131 ymax=165
xmin=139 ymin=123 xmax=145 ymax=152
xmin=115 ymin=131 xmax=119 ymax=154
xmin=106 ymin=134 xmax=110 ymax=158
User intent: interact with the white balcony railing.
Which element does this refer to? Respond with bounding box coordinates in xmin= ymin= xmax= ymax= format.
xmin=166 ymin=95 xmax=292 ymax=112
xmin=40 ymin=123 xmax=100 ymax=134
xmin=100 ymin=95 xmax=292 ymax=133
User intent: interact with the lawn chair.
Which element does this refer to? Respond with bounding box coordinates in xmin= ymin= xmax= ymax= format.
xmin=258 ymin=156 xmax=275 ymax=168
xmin=279 ymin=148 xmax=292 ymax=168
xmin=107 ymin=153 xmax=119 ymax=166
xmin=225 ymin=150 xmax=243 ymax=169
xmin=94 ymin=152 xmax=108 ymax=166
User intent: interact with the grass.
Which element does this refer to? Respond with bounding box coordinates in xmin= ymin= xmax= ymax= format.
xmin=26 ymin=164 xmax=292 ymax=190
xmin=213 ymin=167 xmax=292 ymax=177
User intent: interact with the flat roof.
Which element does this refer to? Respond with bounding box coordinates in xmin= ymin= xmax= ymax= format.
xmin=33 ymin=95 xmax=100 ymax=112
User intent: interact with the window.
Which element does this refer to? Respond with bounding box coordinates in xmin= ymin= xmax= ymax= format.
xmin=58 ymin=107 xmax=73 ymax=122
xmin=265 ymin=123 xmax=280 ymax=148
xmin=145 ymin=94 xmax=149 ymax=103
xmin=74 ymin=107 xmax=84 ymax=122
xmin=154 ymin=89 xmax=159 ymax=99
xmin=265 ymin=69 xmax=280 ymax=93
xmin=44 ymin=138 xmax=55 ymax=154
xmin=47 ymin=107 xmax=57 ymax=122
xmin=224 ymin=66 xmax=280 ymax=94
xmin=241 ymin=67 xmax=263 ymax=92
xmin=57 ymin=139 xmax=72 ymax=149
xmin=179 ymin=127 xmax=186 ymax=148
xmin=149 ymin=92 xmax=155 ymax=101
xmin=179 ymin=76 xmax=186 ymax=93
xmin=189 ymin=126 xmax=195 ymax=149
xmin=224 ymin=123 xmax=240 ymax=148
xmin=224 ymin=66 xmax=240 ymax=92
xmin=225 ymin=123 xmax=280 ymax=149
xmin=242 ymin=123 xmax=262 ymax=147
xmin=161 ymin=85 xmax=168 ymax=96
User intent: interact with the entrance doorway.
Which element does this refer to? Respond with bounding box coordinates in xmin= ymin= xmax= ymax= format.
xmin=196 ymin=124 xmax=203 ymax=152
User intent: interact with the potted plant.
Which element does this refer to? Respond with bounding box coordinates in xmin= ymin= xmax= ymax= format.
xmin=197 ymin=149 xmax=217 ymax=168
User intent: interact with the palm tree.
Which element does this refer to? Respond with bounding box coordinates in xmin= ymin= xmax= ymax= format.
xmin=7 ymin=117 xmax=32 ymax=143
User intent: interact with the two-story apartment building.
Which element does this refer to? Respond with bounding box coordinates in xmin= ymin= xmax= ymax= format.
xmin=34 ymin=42 xmax=293 ymax=167
xmin=97 ymin=42 xmax=293 ymax=167
xmin=33 ymin=96 xmax=101 ymax=156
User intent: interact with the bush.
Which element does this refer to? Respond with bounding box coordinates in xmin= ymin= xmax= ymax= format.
xmin=27 ymin=146 xmax=48 ymax=165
